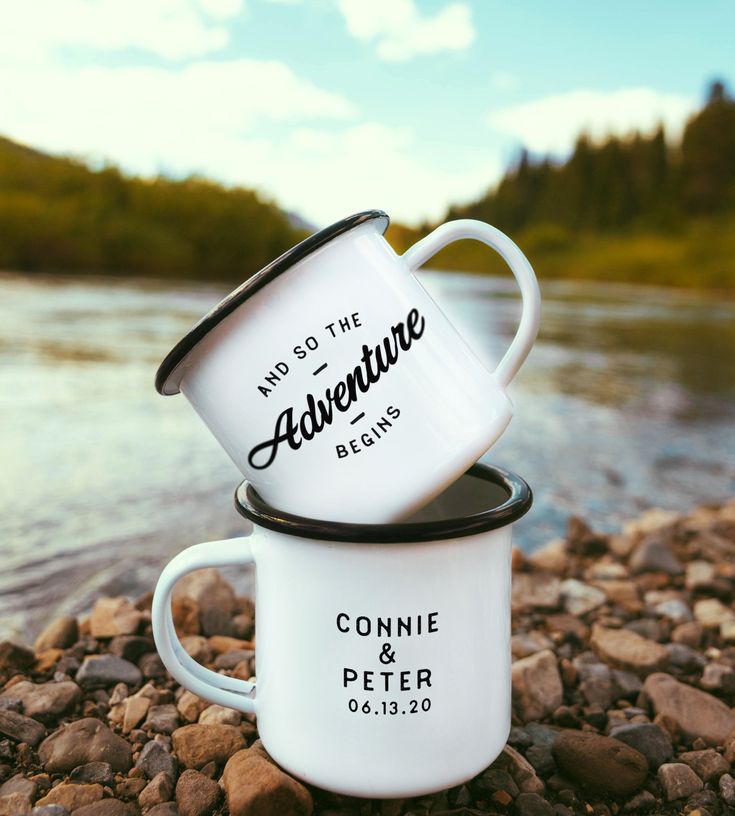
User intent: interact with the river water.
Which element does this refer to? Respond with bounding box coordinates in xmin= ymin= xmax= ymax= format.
xmin=1 ymin=270 xmax=734 ymax=638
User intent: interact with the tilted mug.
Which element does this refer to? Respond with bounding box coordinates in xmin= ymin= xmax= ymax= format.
xmin=155 ymin=210 xmax=540 ymax=522
xmin=151 ymin=463 xmax=532 ymax=798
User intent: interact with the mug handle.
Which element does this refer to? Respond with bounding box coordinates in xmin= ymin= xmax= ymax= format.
xmin=151 ymin=536 xmax=259 ymax=714
xmin=402 ymin=219 xmax=541 ymax=388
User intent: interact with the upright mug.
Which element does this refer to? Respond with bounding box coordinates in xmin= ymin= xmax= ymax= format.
xmin=156 ymin=210 xmax=540 ymax=522
xmin=152 ymin=463 xmax=532 ymax=798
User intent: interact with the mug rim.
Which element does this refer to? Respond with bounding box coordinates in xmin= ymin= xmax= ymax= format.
xmin=155 ymin=209 xmax=389 ymax=396
xmin=234 ymin=463 xmax=532 ymax=543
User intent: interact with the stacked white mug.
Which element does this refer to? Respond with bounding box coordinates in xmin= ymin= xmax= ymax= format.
xmin=152 ymin=210 xmax=540 ymax=797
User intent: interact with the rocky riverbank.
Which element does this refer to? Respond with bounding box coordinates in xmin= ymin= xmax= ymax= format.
xmin=1 ymin=498 xmax=735 ymax=815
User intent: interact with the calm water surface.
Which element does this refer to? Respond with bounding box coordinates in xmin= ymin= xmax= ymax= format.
xmin=1 ymin=270 xmax=734 ymax=638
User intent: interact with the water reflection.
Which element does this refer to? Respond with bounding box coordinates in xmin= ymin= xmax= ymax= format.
xmin=1 ymin=270 xmax=734 ymax=639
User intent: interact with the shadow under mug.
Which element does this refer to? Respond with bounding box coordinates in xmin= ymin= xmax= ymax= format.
xmin=151 ymin=463 xmax=532 ymax=798
xmin=155 ymin=210 xmax=540 ymax=523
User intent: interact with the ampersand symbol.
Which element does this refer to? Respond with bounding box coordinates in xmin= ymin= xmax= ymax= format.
xmin=379 ymin=642 xmax=396 ymax=665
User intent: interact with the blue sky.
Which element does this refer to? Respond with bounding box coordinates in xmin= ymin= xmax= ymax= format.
xmin=0 ymin=0 xmax=733 ymax=225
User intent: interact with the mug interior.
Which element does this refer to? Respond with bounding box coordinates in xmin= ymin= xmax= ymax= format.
xmin=234 ymin=462 xmax=531 ymax=544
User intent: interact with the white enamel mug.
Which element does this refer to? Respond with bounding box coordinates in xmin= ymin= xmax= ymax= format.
xmin=156 ymin=211 xmax=540 ymax=522
xmin=152 ymin=463 xmax=531 ymax=798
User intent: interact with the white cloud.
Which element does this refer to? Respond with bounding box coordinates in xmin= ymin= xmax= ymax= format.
xmin=487 ymin=87 xmax=697 ymax=155
xmin=490 ymin=71 xmax=518 ymax=91
xmin=0 ymin=0 xmax=245 ymax=62
xmin=336 ymin=0 xmax=475 ymax=62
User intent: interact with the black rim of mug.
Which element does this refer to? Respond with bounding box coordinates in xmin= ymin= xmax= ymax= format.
xmin=155 ymin=209 xmax=390 ymax=395
xmin=233 ymin=463 xmax=532 ymax=543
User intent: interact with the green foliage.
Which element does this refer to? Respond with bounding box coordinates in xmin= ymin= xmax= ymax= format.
xmin=0 ymin=137 xmax=304 ymax=280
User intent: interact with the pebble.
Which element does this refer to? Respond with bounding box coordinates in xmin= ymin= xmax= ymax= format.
xmin=139 ymin=771 xmax=174 ymax=810
xmin=610 ymin=722 xmax=673 ymax=770
xmin=694 ymin=598 xmax=735 ymax=628
xmin=642 ymin=672 xmax=735 ymax=745
xmin=559 ymin=579 xmax=606 ymax=615
xmin=491 ymin=746 xmax=545 ymax=795
xmin=76 ymin=655 xmax=142 ymax=690
xmin=516 ymin=792 xmax=554 ymax=816
xmin=176 ymin=692 xmax=208 ymax=724
xmin=512 ymin=650 xmax=563 ymax=722
xmin=657 ymin=762 xmax=703 ymax=801
xmin=720 ymin=774 xmax=735 ymax=807
xmin=171 ymin=724 xmax=245 ymax=770
xmin=69 ymin=762 xmax=114 ymax=787
xmin=107 ymin=636 xmax=155 ymax=662
xmin=629 ymin=532 xmax=683 ymax=575
xmin=512 ymin=574 xmax=561 ymax=611
xmin=30 ymin=805 xmax=70 ymax=816
xmin=678 ymin=749 xmax=730 ymax=782
xmin=143 ymin=704 xmax=180 ymax=734
xmin=173 ymin=569 xmax=236 ymax=637
xmin=73 ymin=801 xmax=136 ymax=816
xmin=38 ymin=718 xmax=132 ymax=773
xmin=222 ymin=742 xmax=312 ymax=816
xmin=0 ymin=709 xmax=46 ymax=747
xmin=551 ymin=731 xmax=647 ymax=798
xmin=700 ymin=662 xmax=735 ymax=693
xmin=35 ymin=782 xmax=103 ymax=811
xmin=0 ymin=642 xmax=35 ymax=672
xmin=145 ymin=804 xmax=179 ymax=816
xmin=0 ymin=681 xmax=81 ymax=723
xmin=198 ymin=705 xmax=240 ymax=726
xmin=89 ymin=597 xmax=143 ymax=639
xmin=665 ymin=643 xmax=706 ymax=672
xmin=590 ymin=625 xmax=669 ymax=675
xmin=176 ymin=769 xmax=221 ymax=816
xmin=512 ymin=632 xmax=556 ymax=659
xmin=136 ymin=740 xmax=177 ymax=780
xmin=139 ymin=653 xmax=167 ymax=680
xmin=34 ymin=617 xmax=79 ymax=652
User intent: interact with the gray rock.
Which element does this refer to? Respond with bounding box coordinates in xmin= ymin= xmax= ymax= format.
xmin=621 ymin=790 xmax=656 ymax=813
xmin=31 ymin=806 xmax=70 ymax=816
xmin=38 ymin=718 xmax=132 ymax=773
xmin=515 ymin=792 xmax=554 ymax=816
xmin=0 ymin=699 xmax=21 ymax=713
xmin=610 ymin=722 xmax=673 ymax=770
xmin=107 ymin=636 xmax=155 ymax=662
xmin=720 ymin=773 xmax=735 ymax=807
xmin=653 ymin=599 xmax=692 ymax=623
xmin=0 ymin=709 xmax=46 ymax=746
xmin=665 ymin=643 xmax=706 ymax=672
xmin=512 ymin=574 xmax=561 ymax=612
xmin=524 ymin=723 xmax=561 ymax=747
xmin=511 ymin=632 xmax=555 ymax=660
xmin=629 ymin=533 xmax=683 ymax=575
xmin=678 ymin=748 xmax=730 ymax=782
xmin=526 ymin=745 xmax=556 ymax=778
xmin=560 ymin=579 xmax=606 ymax=615
xmin=139 ymin=653 xmax=167 ymax=680
xmin=474 ymin=768 xmax=519 ymax=797
xmin=136 ymin=739 xmax=177 ymax=780
xmin=657 ymin=762 xmax=702 ymax=801
xmin=34 ymin=617 xmax=79 ymax=652
xmin=611 ymin=668 xmax=643 ymax=700
xmin=491 ymin=745 xmax=545 ymax=795
xmin=69 ymin=762 xmax=114 ymax=787
xmin=76 ymin=655 xmax=142 ymax=689
xmin=213 ymin=650 xmax=255 ymax=671
xmin=0 ymin=681 xmax=81 ymax=723
xmin=142 ymin=705 xmax=179 ymax=735
xmin=576 ymin=661 xmax=614 ymax=708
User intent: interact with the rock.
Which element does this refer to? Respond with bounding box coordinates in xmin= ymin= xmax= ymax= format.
xmin=528 ymin=539 xmax=567 ymax=574
xmin=515 ymin=792 xmax=554 ymax=816
xmin=512 ymin=632 xmax=555 ymax=659
xmin=198 ymin=705 xmax=240 ymax=727
xmin=35 ymin=783 xmax=103 ymax=811
xmin=657 ymin=762 xmax=703 ymax=801
xmin=122 ymin=695 xmax=150 ymax=733
xmin=176 ymin=769 xmax=221 ymax=816
xmin=512 ymin=574 xmax=561 ymax=612
xmin=173 ymin=570 xmax=235 ymax=637
xmin=671 ymin=621 xmax=704 ymax=647
xmin=107 ymin=636 xmax=155 ymax=663
xmin=560 ymin=579 xmax=606 ymax=615
xmin=179 ymin=638 xmax=212 ymax=665
xmin=34 ymin=618 xmax=79 ymax=652
xmin=590 ymin=625 xmax=668 ymax=675
xmin=611 ymin=668 xmax=642 ymax=700
xmin=139 ymin=771 xmax=174 ymax=811
xmin=38 ymin=718 xmax=132 ymax=773
xmin=653 ymin=598 xmax=692 ymax=623
xmin=592 ymin=580 xmax=641 ymax=613
xmin=700 ymin=662 xmax=735 ymax=694
xmin=172 ymin=724 xmax=245 ymax=770
xmin=0 ymin=774 xmax=36 ymax=800
xmin=629 ymin=533 xmax=683 ymax=575
xmin=512 ymin=650 xmax=563 ymax=722
xmin=89 ymin=597 xmax=142 ymax=639
xmin=610 ymin=722 xmax=673 ymax=770
xmin=491 ymin=746 xmax=545 ymax=795
xmin=0 ymin=709 xmax=46 ymax=746
xmin=144 ymin=805 xmax=178 ymax=816
xmin=116 ymin=777 xmax=147 ymax=799
xmin=207 ymin=636 xmax=253 ymax=656
xmin=69 ymin=762 xmax=114 ymax=787
xmin=621 ymin=790 xmax=656 ymax=813
xmin=624 ymin=509 xmax=680 ymax=542
xmin=0 ymin=793 xmax=33 ymax=815
xmin=693 ymin=598 xmax=735 ymax=627
xmin=551 ymin=731 xmax=647 ymax=798
xmin=566 ymin=517 xmax=608 ymax=556
xmin=678 ymin=748 xmax=730 ymax=782
xmin=0 ymin=642 xmax=35 ymax=673
xmin=172 ymin=598 xmax=200 ymax=637
xmin=525 ymin=745 xmax=555 ymax=778
xmin=686 ymin=560 xmax=717 ymax=591
xmin=73 ymin=801 xmax=136 ymax=816
xmin=720 ymin=773 xmax=735 ymax=807
xmin=139 ymin=653 xmax=167 ymax=680
xmin=642 ymin=673 xmax=735 ymax=746
xmin=30 ymin=805 xmax=70 ymax=816
xmin=722 ymin=619 xmax=735 ymax=641
xmin=142 ymin=705 xmax=179 ymax=734
xmin=213 ymin=650 xmax=254 ymax=671
xmin=575 ymin=659 xmax=614 ymax=708
xmin=474 ymin=767 xmax=520 ymax=798
xmin=176 ymin=693 xmax=208 ymax=725
xmin=76 ymin=655 xmax=142 ymax=689
xmin=665 ymin=643 xmax=706 ymax=672
xmin=136 ymin=740 xmax=177 ymax=780
xmin=221 ymin=741 xmax=312 ymax=816
xmin=0 ymin=681 xmax=81 ymax=723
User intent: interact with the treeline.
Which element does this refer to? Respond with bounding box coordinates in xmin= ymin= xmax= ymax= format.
xmin=0 ymin=137 xmax=304 ymax=279
xmin=446 ymin=80 xmax=735 ymax=232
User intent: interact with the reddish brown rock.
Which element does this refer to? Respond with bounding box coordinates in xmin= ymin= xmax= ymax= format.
xmin=172 ymin=723 xmax=245 ymax=770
